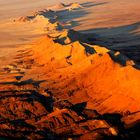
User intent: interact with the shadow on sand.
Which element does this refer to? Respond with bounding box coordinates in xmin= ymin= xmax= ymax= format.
xmin=81 ymin=1 xmax=109 ymax=8
xmin=79 ymin=22 xmax=140 ymax=64
xmin=48 ymin=1 xmax=140 ymax=64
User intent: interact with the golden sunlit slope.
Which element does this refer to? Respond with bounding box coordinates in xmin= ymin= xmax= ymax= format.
xmin=22 ymin=33 xmax=140 ymax=116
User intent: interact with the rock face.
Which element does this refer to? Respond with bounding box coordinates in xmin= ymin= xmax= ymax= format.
xmin=0 ymin=86 xmax=138 ymax=140
xmin=0 ymin=87 xmax=121 ymax=139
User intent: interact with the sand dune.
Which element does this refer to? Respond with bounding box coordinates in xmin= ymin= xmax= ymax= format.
xmin=0 ymin=0 xmax=140 ymax=139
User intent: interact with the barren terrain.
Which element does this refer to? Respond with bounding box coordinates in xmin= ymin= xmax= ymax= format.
xmin=0 ymin=0 xmax=140 ymax=139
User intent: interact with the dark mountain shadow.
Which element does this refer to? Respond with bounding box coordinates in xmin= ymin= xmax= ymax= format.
xmin=126 ymin=121 xmax=140 ymax=140
xmin=70 ymin=102 xmax=87 ymax=114
xmin=81 ymin=1 xmax=108 ymax=8
xmin=81 ymin=42 xmax=96 ymax=54
xmin=79 ymin=22 xmax=140 ymax=64
xmin=0 ymin=79 xmax=46 ymax=88
xmin=100 ymin=113 xmax=125 ymax=131
xmin=98 ymin=113 xmax=140 ymax=140
xmin=55 ymin=8 xmax=90 ymax=24
xmin=32 ymin=1 xmax=109 ymax=30
xmin=32 ymin=90 xmax=54 ymax=112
